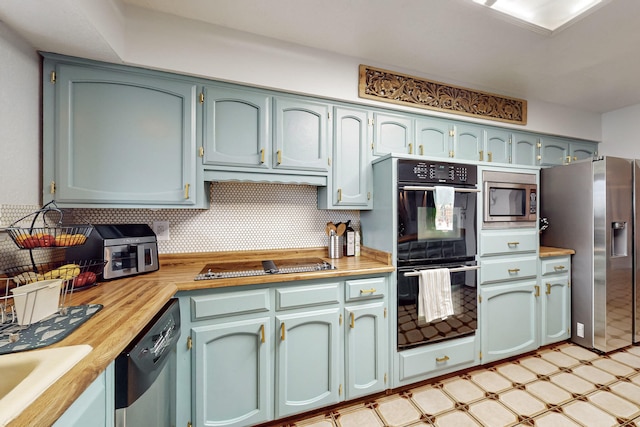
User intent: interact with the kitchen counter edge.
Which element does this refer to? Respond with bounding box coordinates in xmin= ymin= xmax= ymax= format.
xmin=8 ymin=247 xmax=393 ymax=427
xmin=540 ymin=246 xmax=576 ymax=257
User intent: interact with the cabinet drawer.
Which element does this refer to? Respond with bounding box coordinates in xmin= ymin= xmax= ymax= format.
xmin=345 ymin=277 xmax=386 ymax=302
xmin=275 ymin=282 xmax=340 ymax=310
xmin=398 ymin=335 xmax=476 ymax=381
xmin=540 ymin=257 xmax=570 ymax=276
xmin=480 ymin=230 xmax=538 ymax=256
xmin=191 ymin=289 xmax=270 ymax=321
xmin=480 ymin=256 xmax=538 ymax=284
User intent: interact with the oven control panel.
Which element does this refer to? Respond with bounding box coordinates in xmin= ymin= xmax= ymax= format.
xmin=398 ymin=159 xmax=477 ymax=185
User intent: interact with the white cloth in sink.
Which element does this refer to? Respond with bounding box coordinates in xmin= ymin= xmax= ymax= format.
xmin=418 ymin=268 xmax=454 ymax=324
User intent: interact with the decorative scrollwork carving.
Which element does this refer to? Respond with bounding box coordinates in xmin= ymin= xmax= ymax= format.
xmin=359 ymin=65 xmax=527 ymax=125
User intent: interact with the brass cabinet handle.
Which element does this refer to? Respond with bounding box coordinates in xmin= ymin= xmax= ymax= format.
xmin=546 ymin=283 xmax=551 ymax=295
xmin=488 ymin=152 xmax=493 ymax=162
xmin=260 ymin=148 xmax=265 ymax=164
xmin=566 ymin=155 xmax=572 ymax=164
xmin=419 ymin=145 xmax=424 ymax=155
xmin=507 ymin=241 xmax=520 ymax=246
xmin=535 ymin=285 xmax=540 ymax=297
xmin=50 ymin=181 xmax=56 ymax=194
xmin=508 ymin=268 xmax=520 ymax=273
xmin=360 ymin=288 xmax=377 ymax=294
xmin=350 ymin=312 xmax=355 ymax=329
xmin=436 ymin=355 xmax=450 ymax=363
xmin=337 ymin=188 xmax=342 ymax=202
xmin=479 ymin=150 xmax=484 ymax=161
xmin=408 ymin=143 xmax=413 ymax=154
xmin=260 ymin=324 xmax=266 ymax=343
xmin=280 ymin=322 xmax=285 ymax=341
xmin=277 ymin=150 xmax=282 ymax=164
xmin=553 ymin=265 xmax=566 ymax=271
xmin=184 ymin=183 xmax=190 ymax=199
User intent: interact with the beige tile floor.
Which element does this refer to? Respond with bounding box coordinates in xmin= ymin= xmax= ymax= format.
xmin=277 ymin=342 xmax=640 ymax=427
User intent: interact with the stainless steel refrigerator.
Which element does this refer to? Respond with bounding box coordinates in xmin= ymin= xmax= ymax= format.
xmin=541 ymin=156 xmax=634 ymax=353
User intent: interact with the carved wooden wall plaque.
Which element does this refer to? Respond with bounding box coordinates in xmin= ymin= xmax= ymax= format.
xmin=359 ymin=65 xmax=527 ymax=125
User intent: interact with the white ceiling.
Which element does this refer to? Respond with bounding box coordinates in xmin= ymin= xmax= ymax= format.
xmin=1 ymin=0 xmax=638 ymax=114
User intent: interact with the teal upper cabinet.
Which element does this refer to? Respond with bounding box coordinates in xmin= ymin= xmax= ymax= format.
xmin=540 ymin=137 xmax=598 ymax=166
xmin=202 ymin=85 xmax=270 ymax=168
xmin=484 ymin=128 xmax=511 ymax=164
xmin=202 ymin=91 xmax=329 ymax=184
xmin=373 ymin=112 xmax=414 ymax=156
xmin=273 ymin=97 xmax=329 ymax=172
xmin=318 ymin=106 xmax=372 ymax=209
xmin=539 ymin=137 xmax=570 ymax=166
xmin=415 ymin=117 xmax=450 ymax=157
xmin=43 ymin=56 xmax=205 ymax=208
xmin=570 ymin=141 xmax=598 ymax=161
xmin=511 ymin=132 xmax=539 ymax=166
xmin=452 ymin=123 xmax=484 ymax=161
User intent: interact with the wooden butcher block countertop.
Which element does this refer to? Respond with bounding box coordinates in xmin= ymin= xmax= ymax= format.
xmin=9 ymin=247 xmax=393 ymax=427
xmin=539 ymin=246 xmax=576 ymax=257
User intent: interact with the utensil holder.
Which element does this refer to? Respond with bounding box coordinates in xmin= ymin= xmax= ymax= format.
xmin=328 ymin=234 xmax=343 ymax=259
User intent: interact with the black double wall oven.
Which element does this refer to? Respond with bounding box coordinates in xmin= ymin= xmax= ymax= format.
xmin=396 ymin=160 xmax=479 ymax=350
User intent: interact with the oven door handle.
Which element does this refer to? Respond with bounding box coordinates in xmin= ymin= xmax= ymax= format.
xmin=403 ymin=265 xmax=480 ymax=277
xmin=400 ymin=185 xmax=480 ymax=193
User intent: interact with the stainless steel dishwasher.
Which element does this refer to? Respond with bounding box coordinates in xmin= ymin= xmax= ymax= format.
xmin=115 ymin=298 xmax=181 ymax=427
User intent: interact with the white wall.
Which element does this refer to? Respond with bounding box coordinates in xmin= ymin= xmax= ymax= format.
xmin=122 ymin=6 xmax=602 ymax=143
xmin=0 ymin=22 xmax=40 ymax=207
xmin=601 ymin=104 xmax=640 ymax=158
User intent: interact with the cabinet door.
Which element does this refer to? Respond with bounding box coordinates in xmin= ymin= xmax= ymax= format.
xmin=485 ymin=128 xmax=511 ymax=163
xmin=50 ymin=62 xmax=198 ymax=206
xmin=415 ymin=117 xmax=450 ymax=158
xmin=203 ymin=86 xmax=270 ymax=168
xmin=273 ymin=97 xmax=329 ymax=171
xmin=192 ymin=318 xmax=272 ymax=427
xmin=480 ymin=281 xmax=539 ymax=364
xmin=511 ymin=132 xmax=539 ymax=166
xmin=541 ymin=276 xmax=571 ymax=345
xmin=570 ymin=141 xmax=598 ymax=162
xmin=540 ymin=137 xmax=570 ymax=166
xmin=330 ymin=106 xmax=372 ymax=208
xmin=275 ymin=308 xmax=341 ymax=418
xmin=453 ymin=123 xmax=484 ymax=161
xmin=344 ymin=302 xmax=387 ymax=399
xmin=53 ymin=363 xmax=114 ymax=427
xmin=373 ymin=112 xmax=413 ymax=156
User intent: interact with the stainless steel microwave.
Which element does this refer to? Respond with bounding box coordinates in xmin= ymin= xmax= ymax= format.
xmin=483 ymin=170 xmax=537 ymax=228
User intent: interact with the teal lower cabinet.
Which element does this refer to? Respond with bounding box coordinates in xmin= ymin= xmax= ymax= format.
xmin=275 ymin=308 xmax=342 ymax=418
xmin=395 ymin=335 xmax=479 ymax=387
xmin=53 ymin=362 xmax=114 ymax=427
xmin=177 ymin=274 xmax=389 ymax=427
xmin=540 ymin=255 xmax=572 ymax=345
xmin=480 ymin=280 xmax=540 ymax=364
xmin=192 ymin=317 xmax=273 ymax=427
xmin=344 ymin=301 xmax=387 ymax=399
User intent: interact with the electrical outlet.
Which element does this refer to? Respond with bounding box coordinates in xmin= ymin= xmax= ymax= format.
xmin=577 ymin=322 xmax=584 ymax=338
xmin=153 ymin=221 xmax=170 ymax=241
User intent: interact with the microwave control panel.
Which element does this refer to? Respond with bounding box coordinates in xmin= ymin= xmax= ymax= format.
xmin=398 ymin=159 xmax=477 ymax=186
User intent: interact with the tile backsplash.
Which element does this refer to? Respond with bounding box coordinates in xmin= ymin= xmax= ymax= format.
xmin=0 ymin=182 xmax=360 ymax=271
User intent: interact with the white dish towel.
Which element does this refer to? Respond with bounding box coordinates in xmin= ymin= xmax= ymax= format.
xmin=434 ymin=186 xmax=454 ymax=231
xmin=418 ymin=268 xmax=454 ymax=325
